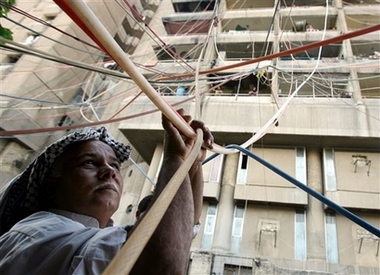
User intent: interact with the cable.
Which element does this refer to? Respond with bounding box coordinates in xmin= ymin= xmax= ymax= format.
xmin=156 ymin=24 xmax=380 ymax=81
xmin=210 ymin=0 xmax=330 ymax=159
xmin=256 ymin=0 xmax=280 ymax=68
xmin=2 ymin=15 xmax=104 ymax=58
xmin=119 ymin=0 xmax=195 ymax=73
xmin=0 ymin=39 xmax=133 ymax=80
xmin=194 ymin=0 xmax=219 ymax=119
xmin=0 ymin=93 xmax=68 ymax=106
xmin=129 ymin=157 xmax=155 ymax=186
xmin=0 ymin=0 xmax=102 ymax=51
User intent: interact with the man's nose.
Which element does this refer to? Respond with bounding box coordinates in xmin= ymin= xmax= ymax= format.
xmin=98 ymin=163 xmax=117 ymax=179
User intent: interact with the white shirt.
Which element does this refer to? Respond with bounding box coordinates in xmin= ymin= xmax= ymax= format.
xmin=0 ymin=210 xmax=129 ymax=275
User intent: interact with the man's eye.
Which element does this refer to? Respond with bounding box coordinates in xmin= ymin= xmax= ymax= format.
xmin=111 ymin=163 xmax=121 ymax=170
xmin=84 ymin=160 xmax=95 ymax=165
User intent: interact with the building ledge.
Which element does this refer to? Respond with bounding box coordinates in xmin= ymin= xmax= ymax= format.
xmin=203 ymin=181 xmax=221 ymax=201
xmin=325 ymin=190 xmax=380 ymax=212
xmin=234 ymin=184 xmax=308 ymax=206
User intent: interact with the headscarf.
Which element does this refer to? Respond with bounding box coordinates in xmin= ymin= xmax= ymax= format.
xmin=0 ymin=127 xmax=131 ymax=235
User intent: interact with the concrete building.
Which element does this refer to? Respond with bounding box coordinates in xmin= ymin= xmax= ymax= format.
xmin=0 ymin=0 xmax=379 ymax=274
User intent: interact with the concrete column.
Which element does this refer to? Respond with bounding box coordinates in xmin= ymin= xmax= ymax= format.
xmin=336 ymin=2 xmax=364 ymax=105
xmin=211 ymin=152 xmax=239 ymax=252
xmin=273 ymin=0 xmax=281 ymax=53
xmin=335 ymin=1 xmax=368 ymax=136
xmin=197 ymin=38 xmax=216 ymax=119
xmin=306 ymin=149 xmax=326 ymax=261
xmin=333 ymin=0 xmax=342 ymax=8
xmin=220 ymin=0 xmax=227 ymax=15
xmin=271 ymin=0 xmax=281 ymax=102
xmin=187 ymin=251 xmax=212 ymax=275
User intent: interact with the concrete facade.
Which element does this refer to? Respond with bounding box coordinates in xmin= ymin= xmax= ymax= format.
xmin=1 ymin=0 xmax=379 ymax=274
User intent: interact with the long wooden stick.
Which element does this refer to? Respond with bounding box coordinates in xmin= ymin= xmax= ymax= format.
xmin=102 ymin=129 xmax=203 ymax=274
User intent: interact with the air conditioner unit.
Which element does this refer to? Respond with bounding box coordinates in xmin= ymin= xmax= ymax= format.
xmin=43 ymin=5 xmax=60 ymax=19
xmin=293 ymin=20 xmax=307 ymax=32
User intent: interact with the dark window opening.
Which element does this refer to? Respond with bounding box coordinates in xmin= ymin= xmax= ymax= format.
xmin=241 ymin=154 xmax=248 ymax=170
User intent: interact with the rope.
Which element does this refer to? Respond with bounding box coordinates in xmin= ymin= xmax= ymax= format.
xmin=102 ymin=128 xmax=204 ymax=275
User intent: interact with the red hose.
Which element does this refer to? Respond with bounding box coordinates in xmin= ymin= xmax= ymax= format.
xmin=53 ymin=0 xmax=109 ymax=54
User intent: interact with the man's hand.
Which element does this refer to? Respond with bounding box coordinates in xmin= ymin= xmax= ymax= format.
xmin=162 ymin=108 xmax=214 ymax=162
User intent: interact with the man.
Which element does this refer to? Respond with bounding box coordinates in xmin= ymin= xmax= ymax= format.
xmin=0 ymin=109 xmax=214 ymax=275
xmin=135 ymin=194 xmax=153 ymax=220
xmin=248 ymin=85 xmax=258 ymax=96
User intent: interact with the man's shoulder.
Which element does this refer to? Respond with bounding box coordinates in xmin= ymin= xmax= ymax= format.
xmin=20 ymin=211 xmax=81 ymax=224
xmin=10 ymin=211 xmax=87 ymax=237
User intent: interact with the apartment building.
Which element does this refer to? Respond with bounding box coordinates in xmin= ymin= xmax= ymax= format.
xmin=0 ymin=0 xmax=379 ymax=274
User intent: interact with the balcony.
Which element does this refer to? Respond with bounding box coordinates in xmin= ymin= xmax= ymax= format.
xmin=171 ymin=0 xmax=215 ymax=13
xmin=162 ymin=12 xmax=213 ymax=35
xmin=225 ymin=0 xmax=275 ymax=10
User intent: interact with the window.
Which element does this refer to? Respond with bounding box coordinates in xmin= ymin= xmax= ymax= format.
xmin=232 ymin=205 xmax=244 ymax=237
xmin=201 ymin=203 xmax=217 ymax=250
xmin=324 ymin=149 xmax=337 ymax=190
xmin=7 ymin=54 xmax=21 ymax=64
xmin=237 ymin=153 xmax=248 ymax=184
xmin=231 ymin=205 xmax=245 ymax=253
xmin=224 ymin=264 xmax=252 ymax=275
xmin=296 ymin=147 xmax=307 ymax=184
xmin=209 ymin=154 xmax=223 ymax=182
xmin=294 ymin=210 xmax=307 ymax=260
xmin=325 ymin=213 xmax=339 ymax=263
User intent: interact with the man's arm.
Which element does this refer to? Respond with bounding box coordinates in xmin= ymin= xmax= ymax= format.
xmin=130 ymin=109 xmax=213 ymax=274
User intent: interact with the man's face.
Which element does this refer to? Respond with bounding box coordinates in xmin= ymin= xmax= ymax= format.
xmin=51 ymin=140 xmax=123 ymax=225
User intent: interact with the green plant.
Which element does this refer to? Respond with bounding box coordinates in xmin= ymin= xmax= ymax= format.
xmin=0 ymin=0 xmax=16 ymax=43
